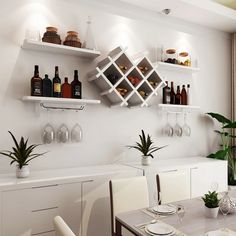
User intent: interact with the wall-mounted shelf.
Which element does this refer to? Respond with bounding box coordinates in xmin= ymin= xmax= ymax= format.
xmin=157 ymin=61 xmax=200 ymax=73
xmin=22 ymin=96 xmax=101 ymax=111
xmin=87 ymin=46 xmax=165 ymax=107
xmin=22 ymin=39 xmax=101 ymax=59
xmin=158 ymin=104 xmax=200 ymax=113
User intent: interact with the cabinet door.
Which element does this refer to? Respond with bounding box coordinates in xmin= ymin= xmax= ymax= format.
xmin=190 ymin=161 xmax=227 ymax=198
xmin=58 ymin=182 xmax=82 ymax=236
xmin=82 ymin=170 xmax=141 ymax=236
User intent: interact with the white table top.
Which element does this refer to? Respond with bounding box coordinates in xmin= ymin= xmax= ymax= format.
xmin=116 ymin=190 xmax=236 ymax=236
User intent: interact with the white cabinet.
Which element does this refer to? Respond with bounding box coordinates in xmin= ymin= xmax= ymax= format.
xmin=190 ymin=161 xmax=228 ymax=198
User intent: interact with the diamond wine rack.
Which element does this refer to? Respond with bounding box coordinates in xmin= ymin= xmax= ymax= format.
xmin=87 ymin=46 xmax=165 ymax=107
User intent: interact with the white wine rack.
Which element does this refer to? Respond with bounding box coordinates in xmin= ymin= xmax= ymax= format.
xmin=88 ymin=46 xmax=165 ymax=107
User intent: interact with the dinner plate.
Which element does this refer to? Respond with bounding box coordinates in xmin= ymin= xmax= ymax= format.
xmin=205 ymin=228 xmax=236 ymax=236
xmin=153 ymin=204 xmax=177 ymax=214
xmin=145 ymin=222 xmax=176 ymax=235
xmin=144 ymin=227 xmax=175 ymax=236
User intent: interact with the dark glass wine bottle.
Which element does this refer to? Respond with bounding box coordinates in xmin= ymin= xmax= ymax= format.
xmin=62 ymin=77 xmax=72 ymax=98
xmin=163 ymin=81 xmax=170 ymax=104
xmin=53 ymin=66 xmax=61 ymax=97
xmin=71 ymin=70 xmax=82 ymax=99
xmin=181 ymin=85 xmax=187 ymax=105
xmin=175 ymin=85 xmax=181 ymax=105
xmin=31 ymin=65 xmax=42 ymax=96
xmin=170 ymin=81 xmax=175 ymax=104
xmin=42 ymin=74 xmax=52 ymax=97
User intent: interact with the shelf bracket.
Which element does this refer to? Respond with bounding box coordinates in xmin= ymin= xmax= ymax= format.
xmin=40 ymin=103 xmax=85 ymax=111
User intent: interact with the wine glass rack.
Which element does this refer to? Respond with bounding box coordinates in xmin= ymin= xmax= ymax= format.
xmin=87 ymin=46 xmax=165 ymax=107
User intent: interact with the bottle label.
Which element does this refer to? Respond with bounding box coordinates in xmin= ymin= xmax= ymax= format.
xmin=33 ymin=81 xmax=42 ymax=95
xmin=74 ymin=85 xmax=81 ymax=96
xmin=54 ymin=83 xmax=61 ymax=93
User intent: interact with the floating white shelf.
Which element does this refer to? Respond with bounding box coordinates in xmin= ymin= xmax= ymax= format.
xmin=157 ymin=61 xmax=200 ymax=73
xmin=22 ymin=39 xmax=101 ymax=59
xmin=158 ymin=104 xmax=200 ymax=113
xmin=88 ymin=46 xmax=165 ymax=107
xmin=22 ymin=96 xmax=101 ymax=111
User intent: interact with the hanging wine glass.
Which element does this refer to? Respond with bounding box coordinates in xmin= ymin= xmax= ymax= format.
xmin=162 ymin=112 xmax=173 ymax=137
xmin=57 ymin=124 xmax=69 ymax=143
xmin=71 ymin=123 xmax=83 ymax=142
xmin=82 ymin=16 xmax=97 ymax=50
xmin=182 ymin=113 xmax=191 ymax=137
xmin=174 ymin=113 xmax=182 ymax=137
xmin=42 ymin=123 xmax=55 ymax=144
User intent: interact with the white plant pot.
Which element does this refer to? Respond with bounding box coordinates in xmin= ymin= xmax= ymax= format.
xmin=205 ymin=206 xmax=219 ymax=218
xmin=141 ymin=156 xmax=151 ymax=166
xmin=16 ymin=165 xmax=30 ymax=178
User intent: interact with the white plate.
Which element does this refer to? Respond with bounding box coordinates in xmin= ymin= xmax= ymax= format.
xmin=144 ymin=227 xmax=175 ymax=236
xmin=153 ymin=204 xmax=177 ymax=214
xmin=146 ymin=222 xmax=176 ymax=235
xmin=205 ymin=228 xmax=236 ymax=236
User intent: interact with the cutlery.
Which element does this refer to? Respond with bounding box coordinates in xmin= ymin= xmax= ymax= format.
xmin=136 ymin=219 xmax=157 ymax=229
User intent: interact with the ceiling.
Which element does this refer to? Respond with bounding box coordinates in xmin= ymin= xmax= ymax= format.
xmin=118 ymin=0 xmax=236 ymax=32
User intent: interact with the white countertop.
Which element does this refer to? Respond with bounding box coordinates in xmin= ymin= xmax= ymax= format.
xmin=0 ymin=164 xmax=137 ymax=191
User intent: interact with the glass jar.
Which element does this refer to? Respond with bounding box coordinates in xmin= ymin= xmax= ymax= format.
xmin=178 ymin=52 xmax=191 ymax=67
xmin=42 ymin=26 xmax=61 ymax=45
xmin=63 ymin=31 xmax=81 ymax=48
xmin=164 ymin=49 xmax=178 ymax=64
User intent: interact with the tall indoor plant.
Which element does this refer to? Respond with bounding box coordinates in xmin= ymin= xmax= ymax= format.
xmin=128 ymin=130 xmax=166 ymax=166
xmin=206 ymin=112 xmax=236 ymax=185
xmin=0 ymin=131 xmax=46 ymax=178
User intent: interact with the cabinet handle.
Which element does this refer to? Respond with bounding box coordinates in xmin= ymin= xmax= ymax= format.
xmin=32 ymin=230 xmax=55 ymax=235
xmin=32 ymin=184 xmax=58 ymax=189
xmin=163 ymin=169 xmax=178 ymax=173
xmin=32 ymin=206 xmax=58 ymax=213
xmin=191 ymin=167 xmax=198 ymax=170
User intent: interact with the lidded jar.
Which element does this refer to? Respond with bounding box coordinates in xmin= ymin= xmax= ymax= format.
xmin=42 ymin=27 xmax=61 ymax=44
xmin=164 ymin=49 xmax=178 ymax=64
xmin=178 ymin=51 xmax=191 ymax=67
xmin=63 ymin=31 xmax=81 ymax=48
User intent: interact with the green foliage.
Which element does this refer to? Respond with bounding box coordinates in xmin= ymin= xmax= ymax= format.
xmin=128 ymin=130 xmax=166 ymax=158
xmin=0 ymin=131 xmax=46 ymax=169
xmin=202 ymin=191 xmax=220 ymax=208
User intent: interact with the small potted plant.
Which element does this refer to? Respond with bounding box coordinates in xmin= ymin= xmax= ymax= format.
xmin=202 ymin=191 xmax=220 ymax=218
xmin=128 ymin=130 xmax=166 ymax=166
xmin=0 ymin=131 xmax=46 ymax=178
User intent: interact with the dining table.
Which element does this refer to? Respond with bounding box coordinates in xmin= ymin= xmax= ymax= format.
xmin=115 ymin=190 xmax=236 ymax=236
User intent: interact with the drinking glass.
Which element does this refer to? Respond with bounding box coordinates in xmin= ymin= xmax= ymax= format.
xmin=42 ymin=123 xmax=54 ymax=144
xmin=219 ymin=192 xmax=231 ymax=217
xmin=163 ymin=112 xmax=173 ymax=137
xmin=71 ymin=123 xmax=83 ymax=142
xmin=182 ymin=113 xmax=191 ymax=136
xmin=174 ymin=113 xmax=182 ymax=137
xmin=153 ymin=192 xmax=162 ymax=219
xmin=176 ymin=205 xmax=185 ymax=224
xmin=25 ymin=29 xmax=41 ymax=41
xmin=57 ymin=124 xmax=69 ymax=143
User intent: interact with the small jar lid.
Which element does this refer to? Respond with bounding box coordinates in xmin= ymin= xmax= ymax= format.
xmin=67 ymin=31 xmax=78 ymax=36
xmin=166 ymin=49 xmax=176 ymax=54
xmin=46 ymin=26 xmax=58 ymax=32
xmin=179 ymin=52 xmax=189 ymax=57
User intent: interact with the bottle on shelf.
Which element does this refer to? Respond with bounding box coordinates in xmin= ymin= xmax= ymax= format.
xmin=42 ymin=74 xmax=52 ymax=97
xmin=181 ymin=85 xmax=187 ymax=105
xmin=175 ymin=85 xmax=181 ymax=105
xmin=162 ymin=81 xmax=170 ymax=104
xmin=62 ymin=77 xmax=72 ymax=98
xmin=71 ymin=70 xmax=82 ymax=99
xmin=170 ymin=81 xmax=175 ymax=104
xmin=31 ymin=65 xmax=42 ymax=96
xmin=187 ymin=84 xmax=191 ymax=105
xmin=53 ymin=66 xmax=61 ymax=97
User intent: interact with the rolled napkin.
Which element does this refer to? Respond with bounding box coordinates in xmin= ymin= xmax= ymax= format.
xmin=205 ymin=228 xmax=236 ymax=236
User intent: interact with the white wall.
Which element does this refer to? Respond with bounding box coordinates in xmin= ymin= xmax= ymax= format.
xmin=0 ymin=0 xmax=231 ymax=173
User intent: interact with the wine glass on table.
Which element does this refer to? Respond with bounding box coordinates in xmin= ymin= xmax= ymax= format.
xmin=176 ymin=205 xmax=185 ymax=224
xmin=219 ymin=192 xmax=231 ymax=221
xmin=153 ymin=192 xmax=162 ymax=220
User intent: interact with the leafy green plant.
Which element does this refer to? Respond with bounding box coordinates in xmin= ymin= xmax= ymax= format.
xmin=0 ymin=131 xmax=46 ymax=169
xmin=202 ymin=191 xmax=220 ymax=208
xmin=128 ymin=130 xmax=166 ymax=158
xmin=206 ymin=112 xmax=236 ymax=184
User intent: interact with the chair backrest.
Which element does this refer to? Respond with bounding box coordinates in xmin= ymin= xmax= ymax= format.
xmin=109 ymin=176 xmax=149 ymax=235
xmin=53 ymin=216 xmax=76 ymax=236
xmin=156 ymin=170 xmax=190 ymax=204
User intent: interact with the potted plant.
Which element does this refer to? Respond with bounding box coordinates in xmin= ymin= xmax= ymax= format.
xmin=128 ymin=130 xmax=166 ymax=166
xmin=206 ymin=112 xmax=236 ymax=185
xmin=202 ymin=191 xmax=220 ymax=218
xmin=0 ymin=131 xmax=46 ymax=178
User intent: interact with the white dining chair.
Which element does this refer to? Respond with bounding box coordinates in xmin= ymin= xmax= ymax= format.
xmin=156 ymin=169 xmax=190 ymax=204
xmin=109 ymin=176 xmax=150 ymax=236
xmin=53 ymin=216 xmax=76 ymax=236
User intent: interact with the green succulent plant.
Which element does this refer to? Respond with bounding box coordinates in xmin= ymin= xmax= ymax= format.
xmin=202 ymin=191 xmax=220 ymax=208
xmin=0 ymin=131 xmax=46 ymax=169
xmin=128 ymin=130 xmax=166 ymax=158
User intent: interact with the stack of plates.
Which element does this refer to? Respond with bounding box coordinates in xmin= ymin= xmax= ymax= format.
xmin=152 ymin=204 xmax=177 ymax=215
xmin=145 ymin=222 xmax=176 ymax=236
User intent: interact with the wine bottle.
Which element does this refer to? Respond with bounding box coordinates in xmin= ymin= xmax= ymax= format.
xmin=181 ymin=85 xmax=187 ymax=105
xmin=163 ymin=81 xmax=170 ymax=104
xmin=175 ymin=85 xmax=181 ymax=105
xmin=187 ymin=84 xmax=191 ymax=105
xmin=71 ymin=70 xmax=82 ymax=99
xmin=42 ymin=74 xmax=52 ymax=97
xmin=62 ymin=77 xmax=72 ymax=98
xmin=53 ymin=66 xmax=61 ymax=97
xmin=31 ymin=65 xmax=42 ymax=96
xmin=170 ymin=81 xmax=175 ymax=104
